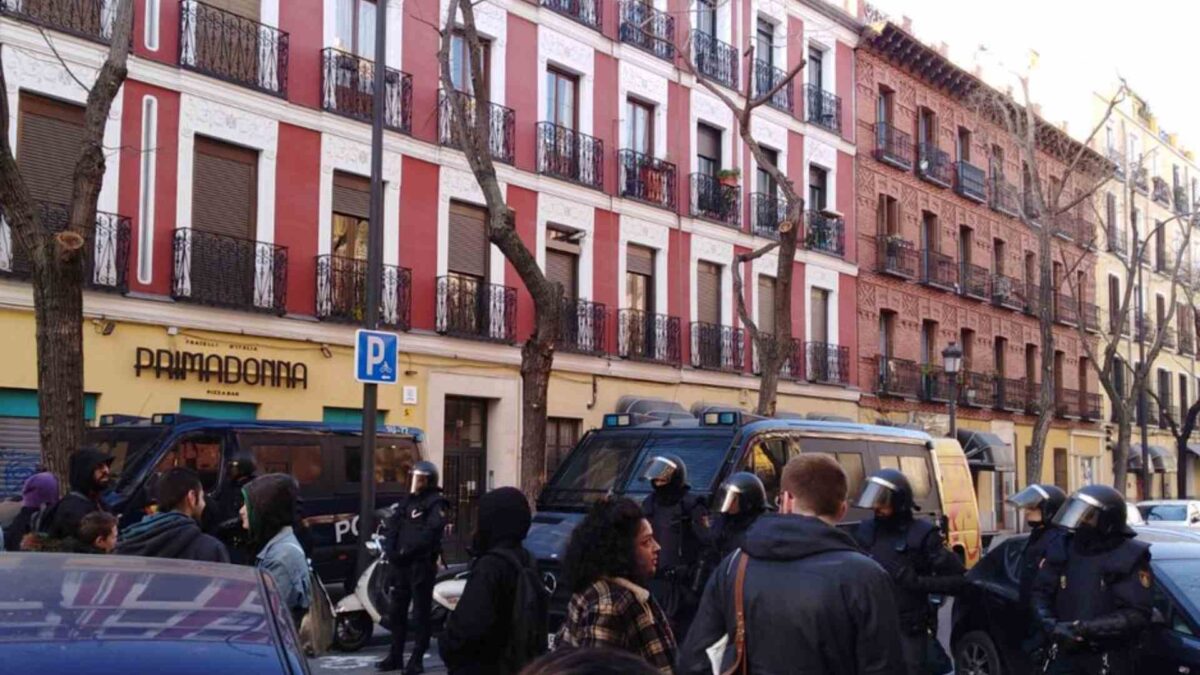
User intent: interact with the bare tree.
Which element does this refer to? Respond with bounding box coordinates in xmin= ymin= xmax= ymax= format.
xmin=439 ymin=0 xmax=560 ymax=497
xmin=0 ymin=1 xmax=135 ymax=485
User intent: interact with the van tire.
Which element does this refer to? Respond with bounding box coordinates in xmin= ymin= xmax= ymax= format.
xmin=334 ymin=611 xmax=374 ymax=652
xmin=954 ymin=630 xmax=1003 ymax=675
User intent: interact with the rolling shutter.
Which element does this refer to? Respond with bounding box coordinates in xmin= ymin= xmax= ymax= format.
xmin=757 ymin=275 xmax=776 ymax=336
xmin=627 ymin=244 xmax=654 ymax=276
xmin=17 ymin=93 xmax=87 ymax=205
xmin=697 ymin=261 xmax=721 ymax=325
xmin=448 ymin=201 xmax=489 ymax=278
xmin=333 ymin=171 xmax=371 ymax=219
xmin=546 ymin=249 xmax=577 ymax=300
xmin=697 ymin=124 xmax=721 ymax=165
xmin=204 ymin=0 xmax=260 ymax=19
xmin=0 ymin=418 xmax=41 ymax=499
xmin=193 ymin=136 xmax=257 ymax=240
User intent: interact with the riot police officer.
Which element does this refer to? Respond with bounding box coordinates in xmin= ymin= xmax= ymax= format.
xmin=379 ymin=461 xmax=448 ymax=674
xmin=710 ymin=472 xmax=768 ymax=558
xmin=1007 ymin=483 xmax=1068 ymax=608
xmin=854 ymin=469 xmax=966 ymax=675
xmin=640 ymin=454 xmax=712 ymax=639
xmin=1032 ymin=484 xmax=1153 ymax=675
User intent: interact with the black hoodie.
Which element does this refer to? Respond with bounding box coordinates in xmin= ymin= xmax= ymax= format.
xmin=679 ymin=514 xmax=906 ymax=675
xmin=115 ymin=511 xmax=230 ymax=563
xmin=44 ymin=448 xmax=112 ymax=541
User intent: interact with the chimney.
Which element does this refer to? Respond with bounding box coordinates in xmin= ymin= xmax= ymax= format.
xmin=901 ymin=14 xmax=912 ymax=31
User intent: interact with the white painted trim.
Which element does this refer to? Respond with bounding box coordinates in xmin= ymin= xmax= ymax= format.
xmin=437 ymin=167 xmax=509 ymax=286
xmin=537 ymin=193 xmax=595 ymax=300
xmin=691 ymin=88 xmax=735 ymax=175
xmin=537 ymin=26 xmax=595 ymax=137
xmin=137 ymin=96 xmax=159 ymax=285
xmin=617 ymin=215 xmax=671 ymax=313
xmin=318 ymin=133 xmax=403 ymax=265
xmin=441 ymin=0 xmax=508 ymax=106
xmin=618 ymin=60 xmax=669 ymax=159
xmin=144 ymin=0 xmax=161 ymax=51
xmin=261 ymin=0 xmax=280 ymax=28
xmin=804 ymin=138 xmax=839 ymax=211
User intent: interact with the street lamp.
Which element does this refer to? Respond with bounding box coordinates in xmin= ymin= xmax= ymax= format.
xmin=943 ymin=342 xmax=964 ymax=437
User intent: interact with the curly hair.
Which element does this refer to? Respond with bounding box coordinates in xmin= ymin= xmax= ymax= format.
xmin=562 ymin=497 xmax=645 ymax=593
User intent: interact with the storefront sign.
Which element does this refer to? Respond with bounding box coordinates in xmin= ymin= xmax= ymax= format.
xmin=134 ymin=347 xmax=309 ymax=389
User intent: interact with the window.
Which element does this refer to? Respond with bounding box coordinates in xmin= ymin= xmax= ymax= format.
xmin=742 ymin=437 xmax=790 ymax=506
xmin=696 ymin=0 xmax=716 ymax=36
xmin=1157 ymin=295 xmax=1167 ymax=333
xmin=332 ymin=171 xmax=370 ymax=260
xmin=151 ymin=435 xmax=223 ymax=492
xmin=1160 ymin=369 xmax=1173 ymax=426
xmin=334 ymin=0 xmax=377 ymax=56
xmin=1024 ymin=252 xmax=1037 ymax=288
xmin=193 ymin=136 xmax=258 ymax=241
xmin=993 ymin=239 xmax=1005 ymax=274
xmin=960 ymin=328 xmax=975 ymax=371
xmin=757 ymin=146 xmax=778 ymax=197
xmin=449 ymin=31 xmax=490 ymax=94
xmin=808 ymin=47 xmax=824 ymax=90
xmin=1113 ymin=357 xmax=1126 ymax=422
xmin=879 ymin=310 xmax=896 ymax=358
xmin=878 ymin=194 xmax=899 ymax=236
xmin=546 ymin=417 xmax=581 ymax=478
xmin=957 ymin=127 xmax=971 ymax=162
xmin=959 ymin=226 xmax=973 ymax=266
xmin=1108 ymin=275 xmax=1121 ymax=332
xmin=918 ymin=107 xmax=936 ymax=147
xmin=757 ymin=275 xmax=776 ymax=336
xmin=253 ymin=444 xmax=324 ymax=486
xmin=920 ymin=320 xmax=937 ymax=365
xmin=1156 ymin=223 xmax=1167 ymax=272
xmin=879 ymin=455 xmax=932 ymax=499
xmin=342 ymin=436 xmax=419 ymax=488
xmin=922 ymin=211 xmax=938 ymax=252
xmin=696 ymin=261 xmax=722 ymax=325
xmin=17 ymin=92 xmax=87 ymax=207
xmin=1025 ymin=344 xmax=1038 ymax=384
xmin=810 ymin=287 xmax=830 ymax=344
xmin=835 ymin=452 xmax=866 ymax=498
xmin=994 ymin=337 xmax=1007 ymax=377
xmin=1106 ymin=193 xmax=1118 ymax=244
xmin=877 ymin=87 xmax=894 ymax=126
xmin=1053 ymin=350 xmax=1065 ymax=394
xmin=697 ymin=123 xmax=722 ymax=177
xmin=626 ymin=244 xmax=655 ymax=312
xmin=755 ymin=19 xmax=774 ymax=68
xmin=809 ymin=165 xmax=828 ymax=211
xmin=989 ymin=143 xmax=1004 ymax=176
xmin=448 ymin=201 xmax=489 ymax=281
xmin=1181 ymin=374 xmax=1189 ymax=426
xmin=627 ymin=98 xmax=654 ymax=156
xmin=546 ymin=226 xmax=580 ymax=300
xmin=545 ymin=68 xmax=578 ymax=130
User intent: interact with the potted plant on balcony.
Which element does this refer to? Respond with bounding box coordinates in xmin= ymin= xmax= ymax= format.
xmin=717 ymin=168 xmax=740 ymax=188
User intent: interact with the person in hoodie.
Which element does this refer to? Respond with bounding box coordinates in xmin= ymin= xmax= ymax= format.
xmin=44 ymin=448 xmax=113 ymax=543
xmin=116 ymin=467 xmax=229 ymax=563
xmin=679 ymin=453 xmax=905 ymax=675
xmin=440 ymin=487 xmax=548 ymax=675
xmin=240 ymin=474 xmax=311 ymax=626
xmin=4 ymin=470 xmax=58 ymax=551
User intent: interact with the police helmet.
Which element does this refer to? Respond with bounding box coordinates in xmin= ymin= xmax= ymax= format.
xmin=410 ymin=461 xmax=440 ymax=494
xmin=1006 ymin=483 xmax=1067 ymax=522
xmin=854 ymin=469 xmax=914 ymax=512
xmin=713 ymin=472 xmax=767 ymax=515
xmin=641 ymin=454 xmax=687 ymax=488
xmin=1052 ymin=484 xmax=1130 ymax=536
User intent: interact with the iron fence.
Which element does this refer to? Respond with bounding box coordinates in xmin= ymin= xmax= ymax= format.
xmin=435 ymin=275 xmax=517 ymax=343
xmin=536 ymin=122 xmax=604 ymax=190
xmin=314 ymin=255 xmax=411 ymax=330
xmin=321 ymin=48 xmax=411 ymax=132
xmin=172 ymin=228 xmax=287 ymax=314
xmin=180 ymin=0 xmax=288 ymax=97
xmin=439 ymin=90 xmax=516 ymax=164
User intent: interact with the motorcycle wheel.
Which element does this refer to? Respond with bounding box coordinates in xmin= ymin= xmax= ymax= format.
xmin=333 ymin=611 xmax=374 ymax=653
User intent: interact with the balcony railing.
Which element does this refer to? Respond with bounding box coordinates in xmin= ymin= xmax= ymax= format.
xmin=1054 ymin=294 xmax=1078 ymax=326
xmin=960 ymin=262 xmax=990 ymax=300
xmin=180 ymin=0 xmax=288 ymax=97
xmin=557 ymin=298 xmax=607 ymax=356
xmin=955 ymin=161 xmax=987 ymax=203
xmin=1137 ymin=396 xmax=1162 ymax=429
xmin=619 ymin=309 xmax=681 ymax=365
xmin=541 ymin=0 xmax=601 ymax=30
xmin=1108 ymin=227 xmax=1128 ymax=258
xmin=754 ymin=59 xmax=792 ymax=112
xmin=960 ymin=371 xmax=996 ymax=408
xmin=995 ymin=377 xmax=1028 ymax=413
xmin=439 ymin=90 xmax=516 ymax=164
xmin=991 ymin=274 xmax=1026 ymax=311
xmin=172 ymin=228 xmax=287 ymax=314
xmin=920 ymin=366 xmax=951 ymax=403
xmin=804 ymin=84 xmax=841 ymax=134
xmin=876 ymin=235 xmax=917 ymax=279
xmin=691 ymin=173 xmax=740 ymax=226
xmin=1054 ymin=388 xmax=1081 ymax=419
xmin=917 ymin=144 xmax=953 ymax=188
xmin=1181 ymin=330 xmax=1195 ymax=356
xmin=805 ymin=211 xmax=844 ymax=257
xmin=921 ymin=250 xmax=957 ymax=291
xmin=877 ymin=356 xmax=920 ymax=398
xmin=1109 ymin=309 xmax=1130 ymax=336
xmin=1080 ymin=301 xmax=1101 ymax=333
xmin=690 ymin=322 xmax=745 ymax=372
xmin=1175 ymin=186 xmax=1190 ymax=215
xmin=874 ymin=124 xmax=913 ymax=170
xmin=0 ymin=0 xmax=115 ymax=43
xmin=536 ymin=122 xmax=604 ymax=190
xmin=1163 ymin=325 xmax=1177 ymax=350
xmin=1108 ymin=148 xmax=1126 ymax=180
xmin=805 ymin=342 xmax=849 ymax=385
xmin=315 ymin=255 xmax=411 ymax=330
xmin=750 ymin=192 xmax=786 ymax=239
xmin=1136 ymin=313 xmax=1154 ymax=342
xmin=619 ymin=149 xmax=677 ymax=210
xmin=1153 ymin=177 xmax=1172 ymax=207
xmin=436 ymin=275 xmax=517 ymax=343
xmin=1080 ymin=392 xmax=1102 ymax=421
xmin=1024 ymin=381 xmax=1043 ymax=416
xmin=752 ymin=335 xmax=802 ymax=379
xmin=989 ymin=175 xmax=1020 ymax=217
xmin=1133 ymin=166 xmax=1149 ymax=194
xmin=321 ymin=49 xmax=412 ymax=133
xmin=0 ymin=203 xmax=130 ymax=293
xmin=1025 ymin=283 xmax=1043 ymax=316
xmin=618 ymin=0 xmax=674 ymax=61
xmin=693 ymin=30 xmax=738 ymax=90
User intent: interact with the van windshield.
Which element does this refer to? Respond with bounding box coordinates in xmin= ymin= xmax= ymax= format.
xmin=86 ymin=428 xmax=168 ymax=492
xmin=622 ymin=433 xmax=733 ymax=496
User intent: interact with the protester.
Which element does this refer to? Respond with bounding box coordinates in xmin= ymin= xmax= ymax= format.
xmin=116 ymin=467 xmax=229 ymax=563
xmin=555 ymin=497 xmax=676 ymax=674
xmin=3 ymin=470 xmax=58 ymax=551
xmin=76 ymin=511 xmax=118 ymax=554
xmin=440 ymin=486 xmax=548 ymax=675
xmin=680 ymin=454 xmax=905 ymax=675
xmin=240 ymin=474 xmax=311 ymax=626
xmin=709 ymin=472 xmax=768 ymax=558
xmin=44 ymin=448 xmax=113 ymax=543
xmin=520 ymin=647 xmax=660 ymax=675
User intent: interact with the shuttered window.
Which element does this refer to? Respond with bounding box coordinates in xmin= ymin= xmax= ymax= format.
xmin=332 ymin=171 xmax=370 ymax=260
xmin=697 ymin=261 xmax=721 ymax=325
xmin=626 ymin=244 xmax=655 ymax=312
xmin=205 ymin=0 xmax=260 ymax=19
xmin=448 ymin=201 xmax=489 ymax=278
xmin=546 ymin=227 xmax=580 ymax=300
xmin=333 ymin=171 xmax=370 ymax=219
xmin=627 ymin=244 xmax=654 ymax=276
xmin=757 ymin=275 xmax=776 ymax=336
xmin=810 ymin=287 xmax=829 ymax=343
xmin=17 ymin=93 xmax=87 ymax=205
xmin=697 ymin=124 xmax=721 ymax=176
xmin=193 ymin=136 xmax=258 ymax=240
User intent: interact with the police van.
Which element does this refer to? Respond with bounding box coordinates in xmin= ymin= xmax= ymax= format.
xmin=87 ymin=414 xmax=423 ymax=588
xmin=527 ymin=398 xmax=981 ymax=624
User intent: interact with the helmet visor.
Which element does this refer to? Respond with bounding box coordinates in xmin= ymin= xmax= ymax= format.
xmin=640 ymin=457 xmax=680 ymax=485
xmin=1006 ymin=485 xmax=1050 ymax=510
xmin=410 ymin=470 xmax=430 ymax=495
xmin=1052 ymin=495 xmax=1103 ymax=531
xmin=855 ymin=478 xmax=895 ymax=510
xmin=715 ymin=484 xmax=742 ymax=515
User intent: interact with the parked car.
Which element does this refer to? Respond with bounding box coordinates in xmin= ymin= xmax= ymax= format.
xmin=951 ymin=528 xmax=1200 ymax=675
xmin=1139 ymin=500 xmax=1200 ymax=527
xmin=0 ymin=553 xmax=311 ymax=674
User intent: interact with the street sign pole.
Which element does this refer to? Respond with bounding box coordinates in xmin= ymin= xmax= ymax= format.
xmin=356 ymin=0 xmax=388 ymax=578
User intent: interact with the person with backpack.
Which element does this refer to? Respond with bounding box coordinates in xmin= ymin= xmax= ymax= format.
xmin=43 ymin=448 xmax=113 ymax=544
xmin=439 ymin=486 xmax=548 ymax=675
xmin=4 ymin=470 xmax=58 ymax=551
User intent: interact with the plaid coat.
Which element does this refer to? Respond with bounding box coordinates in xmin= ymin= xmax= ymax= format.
xmin=555 ymin=577 xmax=678 ymax=673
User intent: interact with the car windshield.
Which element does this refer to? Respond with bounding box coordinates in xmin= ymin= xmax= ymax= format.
xmin=1142 ymin=504 xmax=1190 ymax=522
xmin=622 ymin=433 xmax=733 ymax=496
xmin=86 ymin=428 xmax=168 ymax=492
xmin=540 ymin=432 xmax=648 ymax=508
xmin=1155 ymin=559 xmax=1200 ymax=619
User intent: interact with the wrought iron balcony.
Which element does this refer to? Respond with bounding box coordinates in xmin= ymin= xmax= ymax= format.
xmin=0 ymin=203 xmax=130 ymax=293
xmin=806 ymin=342 xmax=849 ymax=385
xmin=436 ymin=275 xmax=517 ymax=343
xmin=991 ymin=274 xmax=1026 ymax=311
xmin=995 ymin=377 xmax=1028 ymax=413
xmin=1108 ymin=148 xmax=1126 ymax=180
xmin=874 ymin=124 xmax=912 ymax=170
xmin=752 ymin=335 xmax=802 ymax=379
xmin=180 ymin=0 xmax=288 ymax=97
xmin=921 ymin=249 xmax=957 ymax=292
xmin=750 ymin=192 xmax=786 ymax=240
xmin=1054 ymin=293 xmax=1078 ymax=326
xmin=804 ymin=84 xmax=841 ymax=134
xmin=754 ymin=59 xmax=792 ymax=112
xmin=805 ymin=211 xmax=844 ymax=257
xmin=1080 ymin=392 xmax=1102 ymax=421
xmin=315 ymin=255 xmax=411 ymax=330
xmin=439 ymin=90 xmax=516 ymax=164
xmin=955 ymin=161 xmax=987 ymax=203
xmin=989 ymin=175 xmax=1021 ymax=217
xmin=0 ymin=0 xmax=115 ymax=43
xmin=1133 ymin=166 xmax=1149 ymax=194
xmin=321 ymin=49 xmax=411 ymax=132
xmin=557 ymin=298 xmax=607 ymax=356
xmin=1081 ymin=301 xmax=1101 ymax=333
xmin=917 ymin=143 xmax=953 ymax=188
xmin=920 ymin=366 xmax=951 ymax=403
xmin=1055 ymin=388 xmax=1081 ymax=419
xmin=1024 ymin=381 xmax=1043 ymax=416
xmin=690 ymin=322 xmax=745 ymax=372
xmin=1175 ymin=186 xmax=1190 ymax=215
xmin=618 ymin=0 xmax=674 ymax=61
xmin=541 ymin=0 xmax=601 ymax=30
xmin=693 ymin=30 xmax=738 ymax=90
xmin=691 ymin=173 xmax=740 ymax=227
xmin=960 ymin=262 xmax=990 ymax=300
xmin=959 ymin=371 xmax=996 ymax=408
xmin=1153 ymin=177 xmax=1172 ymax=207
xmin=619 ymin=149 xmax=677 ymax=210
xmin=619 ymin=309 xmax=681 ymax=365
xmin=877 ymin=356 xmax=920 ymax=398
xmin=172 ymin=228 xmax=287 ymax=314
xmin=536 ymin=122 xmax=604 ymax=190
xmin=876 ymin=235 xmax=917 ymax=279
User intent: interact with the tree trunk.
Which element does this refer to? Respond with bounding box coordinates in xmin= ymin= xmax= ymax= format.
xmin=1028 ymin=228 xmax=1056 ymax=486
xmin=519 ymin=329 xmax=555 ymax=498
xmin=755 ymin=345 xmax=782 ymax=416
xmin=1113 ymin=410 xmax=1132 ymax=494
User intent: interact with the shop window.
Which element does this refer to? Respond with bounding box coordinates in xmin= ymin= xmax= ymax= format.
xmin=153 ymin=436 xmax=222 ymax=491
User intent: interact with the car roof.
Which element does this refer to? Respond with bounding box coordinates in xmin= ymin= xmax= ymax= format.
xmin=604 ymin=417 xmax=933 ymax=441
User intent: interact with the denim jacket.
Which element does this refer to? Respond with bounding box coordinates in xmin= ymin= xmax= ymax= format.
xmin=256 ymin=526 xmax=312 ymax=616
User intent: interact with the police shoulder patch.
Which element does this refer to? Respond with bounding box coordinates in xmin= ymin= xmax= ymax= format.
xmin=1139 ymin=569 xmax=1153 ymax=589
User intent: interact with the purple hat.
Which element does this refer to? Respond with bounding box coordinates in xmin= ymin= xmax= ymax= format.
xmin=22 ymin=472 xmax=59 ymax=509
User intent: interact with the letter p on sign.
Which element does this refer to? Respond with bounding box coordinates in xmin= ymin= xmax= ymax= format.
xmin=355 ymin=329 xmax=399 ymax=384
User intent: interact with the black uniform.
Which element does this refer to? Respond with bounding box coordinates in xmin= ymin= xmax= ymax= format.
xmin=1006 ymin=482 xmax=1069 ymax=657
xmin=383 ymin=486 xmax=448 ymax=674
xmin=710 ymin=472 xmax=768 ymax=559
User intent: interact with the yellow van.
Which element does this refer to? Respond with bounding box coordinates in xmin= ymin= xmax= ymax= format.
xmin=930 ymin=437 xmax=983 ymax=567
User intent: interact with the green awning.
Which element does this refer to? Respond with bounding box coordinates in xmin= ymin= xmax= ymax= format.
xmin=0 ymin=388 xmax=98 ymax=420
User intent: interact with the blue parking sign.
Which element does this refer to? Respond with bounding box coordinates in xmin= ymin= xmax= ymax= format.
xmin=355 ymin=329 xmax=399 ymax=384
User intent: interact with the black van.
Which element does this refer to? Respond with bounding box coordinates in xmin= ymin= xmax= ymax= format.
xmin=89 ymin=414 xmax=423 ymax=588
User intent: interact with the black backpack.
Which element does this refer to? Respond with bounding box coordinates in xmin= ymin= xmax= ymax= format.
xmin=488 ymin=548 xmax=549 ymax=671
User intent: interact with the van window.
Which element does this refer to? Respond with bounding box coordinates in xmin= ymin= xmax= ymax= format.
xmin=879 ymin=454 xmax=932 ymax=500
xmin=253 ymin=444 xmax=324 ymax=486
xmin=152 ymin=435 xmax=222 ymax=491
xmin=836 ymin=452 xmax=866 ymax=498
xmin=741 ymin=438 xmax=790 ymax=506
xmin=342 ymin=437 xmax=419 ymax=491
